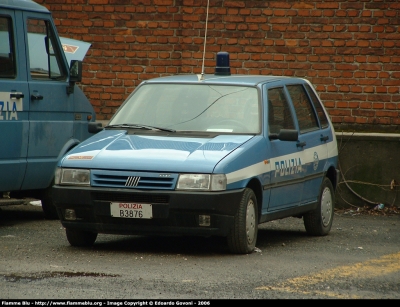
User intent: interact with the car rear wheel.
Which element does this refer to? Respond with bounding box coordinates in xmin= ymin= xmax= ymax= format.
xmin=66 ymin=228 xmax=98 ymax=247
xmin=303 ymin=177 xmax=334 ymax=236
xmin=41 ymin=181 xmax=59 ymax=220
xmin=227 ymin=188 xmax=258 ymax=254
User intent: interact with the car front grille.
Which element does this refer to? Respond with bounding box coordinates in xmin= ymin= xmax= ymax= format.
xmin=91 ymin=170 xmax=178 ymax=190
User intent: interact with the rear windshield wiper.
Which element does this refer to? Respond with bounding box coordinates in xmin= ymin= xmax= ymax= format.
xmin=105 ymin=123 xmax=176 ymax=132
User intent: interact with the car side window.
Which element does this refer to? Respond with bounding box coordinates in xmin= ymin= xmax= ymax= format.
xmin=0 ymin=16 xmax=16 ymax=78
xmin=304 ymin=83 xmax=329 ymax=129
xmin=267 ymin=87 xmax=295 ymax=134
xmin=27 ymin=18 xmax=66 ymax=80
xmin=286 ymin=84 xmax=319 ymax=133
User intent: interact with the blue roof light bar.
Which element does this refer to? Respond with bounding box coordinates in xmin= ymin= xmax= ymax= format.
xmin=214 ymin=52 xmax=231 ymax=76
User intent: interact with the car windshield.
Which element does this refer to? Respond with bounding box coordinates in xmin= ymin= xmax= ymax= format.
xmin=109 ymin=83 xmax=260 ymax=133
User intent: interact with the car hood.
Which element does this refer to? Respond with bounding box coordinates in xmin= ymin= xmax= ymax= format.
xmin=62 ymin=130 xmax=254 ymax=173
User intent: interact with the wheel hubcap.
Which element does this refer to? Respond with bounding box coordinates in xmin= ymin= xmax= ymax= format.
xmin=321 ymin=187 xmax=332 ymax=226
xmin=246 ymin=199 xmax=256 ymax=244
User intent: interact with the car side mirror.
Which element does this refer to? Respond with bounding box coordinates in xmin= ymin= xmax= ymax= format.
xmin=88 ymin=122 xmax=103 ymax=134
xmin=69 ymin=60 xmax=82 ymax=83
xmin=269 ymin=129 xmax=298 ymax=141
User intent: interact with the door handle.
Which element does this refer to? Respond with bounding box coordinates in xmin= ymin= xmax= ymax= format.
xmin=320 ymin=135 xmax=329 ymax=141
xmin=10 ymin=93 xmax=24 ymax=99
xmin=31 ymin=94 xmax=43 ymax=100
xmin=296 ymin=141 xmax=306 ymax=148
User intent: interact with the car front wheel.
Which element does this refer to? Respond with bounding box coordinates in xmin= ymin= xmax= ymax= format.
xmin=227 ymin=188 xmax=258 ymax=254
xmin=66 ymin=228 xmax=98 ymax=247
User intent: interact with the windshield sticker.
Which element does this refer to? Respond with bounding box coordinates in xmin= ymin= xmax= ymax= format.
xmin=62 ymin=44 xmax=79 ymax=54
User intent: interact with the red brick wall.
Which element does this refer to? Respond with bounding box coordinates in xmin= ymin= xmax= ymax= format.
xmin=35 ymin=0 xmax=400 ymax=132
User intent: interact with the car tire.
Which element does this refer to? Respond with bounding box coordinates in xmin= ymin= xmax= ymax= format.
xmin=66 ymin=228 xmax=98 ymax=247
xmin=227 ymin=188 xmax=258 ymax=254
xmin=303 ymin=177 xmax=334 ymax=236
xmin=41 ymin=182 xmax=59 ymax=220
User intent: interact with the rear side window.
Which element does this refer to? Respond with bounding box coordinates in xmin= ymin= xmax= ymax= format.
xmin=304 ymin=83 xmax=329 ymax=129
xmin=26 ymin=18 xmax=67 ymax=80
xmin=287 ymin=84 xmax=319 ymax=133
xmin=0 ymin=16 xmax=16 ymax=78
xmin=267 ymin=87 xmax=295 ymax=134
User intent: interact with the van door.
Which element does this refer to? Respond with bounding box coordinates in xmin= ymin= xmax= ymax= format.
xmin=21 ymin=11 xmax=74 ymax=190
xmin=0 ymin=11 xmax=30 ymax=191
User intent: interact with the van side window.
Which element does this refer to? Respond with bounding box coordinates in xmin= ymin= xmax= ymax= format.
xmin=287 ymin=84 xmax=319 ymax=133
xmin=0 ymin=16 xmax=16 ymax=78
xmin=304 ymin=83 xmax=329 ymax=129
xmin=26 ymin=18 xmax=67 ymax=80
xmin=267 ymin=87 xmax=295 ymax=134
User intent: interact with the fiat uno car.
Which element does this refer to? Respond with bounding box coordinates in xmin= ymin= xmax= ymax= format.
xmin=52 ymin=52 xmax=340 ymax=254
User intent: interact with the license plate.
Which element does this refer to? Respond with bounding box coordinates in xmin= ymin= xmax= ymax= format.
xmin=110 ymin=202 xmax=153 ymax=219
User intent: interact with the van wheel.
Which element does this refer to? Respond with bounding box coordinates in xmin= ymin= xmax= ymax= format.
xmin=41 ymin=183 xmax=58 ymax=220
xmin=303 ymin=177 xmax=334 ymax=236
xmin=66 ymin=228 xmax=97 ymax=247
xmin=227 ymin=188 xmax=258 ymax=254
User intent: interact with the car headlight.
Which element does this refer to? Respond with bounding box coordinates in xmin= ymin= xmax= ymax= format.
xmin=55 ymin=168 xmax=91 ymax=186
xmin=176 ymin=174 xmax=226 ymax=191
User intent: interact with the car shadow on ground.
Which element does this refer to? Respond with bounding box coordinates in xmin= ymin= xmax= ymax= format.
xmin=70 ymin=223 xmax=312 ymax=256
xmin=1 ymin=204 xmax=325 ymax=255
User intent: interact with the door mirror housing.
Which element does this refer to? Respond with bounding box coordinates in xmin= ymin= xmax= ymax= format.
xmin=69 ymin=60 xmax=82 ymax=83
xmin=269 ymin=129 xmax=298 ymax=141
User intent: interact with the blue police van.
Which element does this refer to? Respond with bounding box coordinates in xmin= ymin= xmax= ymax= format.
xmin=0 ymin=0 xmax=97 ymax=218
xmin=52 ymin=52 xmax=339 ymax=254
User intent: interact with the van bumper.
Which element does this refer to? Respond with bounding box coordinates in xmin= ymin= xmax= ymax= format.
xmin=52 ymin=186 xmax=244 ymax=237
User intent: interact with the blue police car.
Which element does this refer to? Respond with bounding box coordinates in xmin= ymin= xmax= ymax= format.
xmin=52 ymin=52 xmax=339 ymax=254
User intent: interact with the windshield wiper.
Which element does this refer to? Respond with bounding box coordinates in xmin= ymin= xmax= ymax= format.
xmin=105 ymin=123 xmax=176 ymax=132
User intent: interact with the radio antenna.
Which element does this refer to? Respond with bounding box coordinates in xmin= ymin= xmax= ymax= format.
xmin=199 ymin=0 xmax=210 ymax=81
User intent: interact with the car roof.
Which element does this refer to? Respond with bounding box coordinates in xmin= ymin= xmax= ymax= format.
xmin=143 ymin=73 xmax=304 ymax=87
xmin=0 ymin=0 xmax=49 ymax=13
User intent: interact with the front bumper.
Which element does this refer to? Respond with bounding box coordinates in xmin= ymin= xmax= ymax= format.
xmin=52 ymin=185 xmax=244 ymax=237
